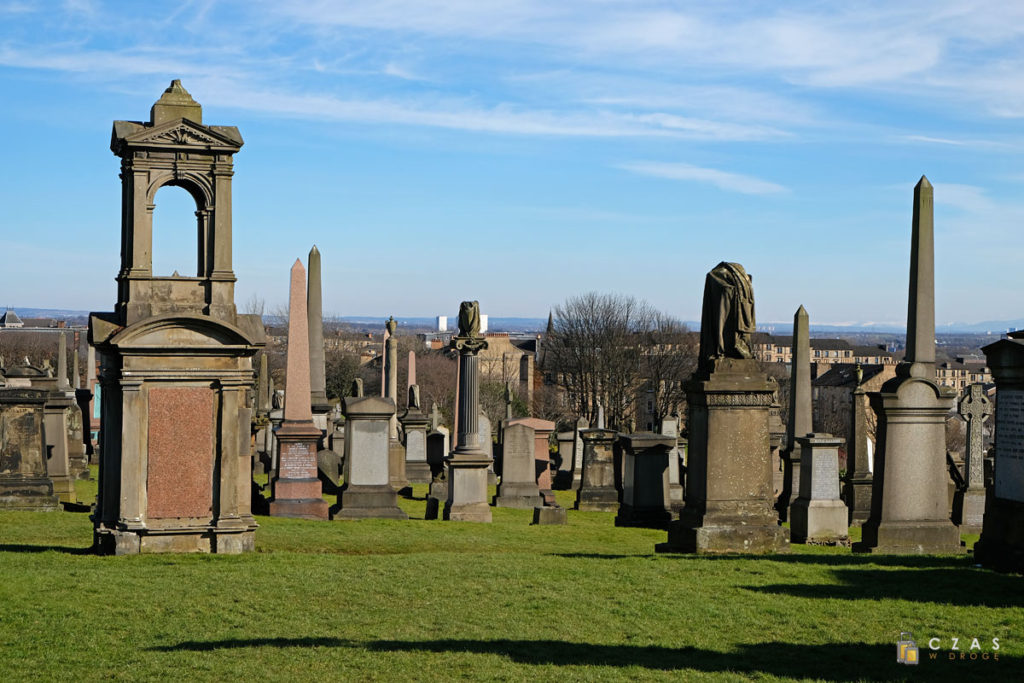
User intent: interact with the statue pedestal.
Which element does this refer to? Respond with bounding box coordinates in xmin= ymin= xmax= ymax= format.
xmin=444 ymin=450 xmax=492 ymax=522
xmin=659 ymin=359 xmax=789 ymax=554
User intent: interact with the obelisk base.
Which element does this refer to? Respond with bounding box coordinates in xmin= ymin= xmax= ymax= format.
xmin=269 ymin=424 xmax=329 ymax=521
xmin=856 ymin=519 xmax=961 ymax=554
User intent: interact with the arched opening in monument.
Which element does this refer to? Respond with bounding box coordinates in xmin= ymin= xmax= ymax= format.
xmin=151 ymin=185 xmax=201 ymax=277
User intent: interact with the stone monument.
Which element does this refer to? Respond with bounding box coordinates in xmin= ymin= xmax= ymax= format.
xmin=334 ymin=395 xmax=407 ymax=520
xmin=789 ymin=433 xmax=849 ymax=545
xmin=400 ymin=384 xmax=431 ymax=484
xmin=616 ymin=433 xmax=675 ymax=528
xmin=493 ymin=422 xmax=543 ymax=508
xmin=570 ymin=416 xmax=589 ymax=490
xmin=777 ymin=305 xmax=812 ymax=521
xmin=443 ymin=301 xmax=492 ymax=522
xmin=269 ymin=259 xmax=329 ymax=520
xmin=842 ymin=364 xmax=873 ymax=525
xmin=660 ymin=416 xmax=684 ymax=512
xmin=0 ymin=388 xmax=59 ymax=511
xmin=89 ymin=81 xmax=265 ymax=554
xmin=660 ymin=262 xmax=788 ymax=554
xmin=508 ymin=417 xmax=556 ymax=505
xmin=955 ymin=384 xmax=990 ymax=534
xmin=574 ymin=428 xmax=619 ymax=512
xmin=856 ymin=178 xmax=960 ymax=555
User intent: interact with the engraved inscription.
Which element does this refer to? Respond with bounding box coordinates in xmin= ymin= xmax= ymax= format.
xmin=995 ymin=388 xmax=1024 ymax=503
xmin=279 ymin=441 xmax=317 ymax=480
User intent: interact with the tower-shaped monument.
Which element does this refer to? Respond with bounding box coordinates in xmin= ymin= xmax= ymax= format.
xmin=89 ymin=81 xmax=266 ymax=554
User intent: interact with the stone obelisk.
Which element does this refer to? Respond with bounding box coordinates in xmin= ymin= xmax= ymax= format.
xmin=842 ymin=364 xmax=873 ymax=525
xmin=778 ymin=305 xmax=812 ymax=521
xmin=307 ymin=246 xmax=331 ymax=431
xmin=269 ymin=259 xmax=329 ymax=520
xmin=856 ymin=177 xmax=959 ymax=554
xmin=444 ymin=301 xmax=492 ymax=522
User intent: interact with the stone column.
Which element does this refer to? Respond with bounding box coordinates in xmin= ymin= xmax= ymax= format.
xmin=269 ymin=259 xmax=329 ymax=520
xmin=957 ymin=384 xmax=990 ymax=534
xmin=574 ymin=428 xmax=618 ymax=511
xmin=383 ymin=317 xmax=399 ymax=440
xmin=790 ymin=433 xmax=849 ymax=545
xmin=444 ymin=303 xmax=491 ymax=522
xmin=843 ymin=365 xmax=873 ymax=525
xmin=856 ymin=177 xmax=959 ymax=554
xmin=778 ymin=305 xmax=812 ymax=521
xmin=616 ymin=433 xmax=675 ymax=528
xmin=976 ymin=334 xmax=1024 ymax=571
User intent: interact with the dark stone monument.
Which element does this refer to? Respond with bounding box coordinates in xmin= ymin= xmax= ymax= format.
xmin=660 ymin=262 xmax=788 ymax=554
xmin=842 ymin=365 xmax=873 ymax=525
xmin=574 ymin=428 xmax=619 ymax=512
xmin=616 ymin=433 xmax=675 ymax=528
xmin=0 ymin=388 xmax=59 ymax=511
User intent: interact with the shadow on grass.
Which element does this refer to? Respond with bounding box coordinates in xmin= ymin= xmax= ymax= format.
xmin=0 ymin=543 xmax=93 ymax=555
xmin=150 ymin=638 xmax=1006 ymax=680
xmin=748 ymin=567 xmax=1024 ymax=608
xmin=558 ymin=551 xmax=974 ymax=569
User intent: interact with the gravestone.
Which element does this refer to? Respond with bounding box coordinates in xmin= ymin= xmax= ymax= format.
xmin=493 ymin=422 xmax=543 ymax=508
xmin=660 ymin=416 xmax=684 ymax=512
xmin=509 ymin=417 xmax=556 ymax=505
xmin=856 ymin=178 xmax=960 ymax=555
xmin=574 ymin=428 xmax=618 ymax=511
xmin=89 ymin=81 xmax=264 ymax=554
xmin=400 ymin=385 xmax=431 ymax=484
xmin=616 ymin=433 xmax=674 ymax=528
xmin=956 ymin=384 xmax=990 ymax=534
xmin=974 ymin=336 xmax=1024 ymax=571
xmin=554 ymin=431 xmax=574 ymax=489
xmin=842 ymin=365 xmax=873 ymax=525
xmin=790 ymin=433 xmax=849 ymax=545
xmin=0 ymin=388 xmax=59 ymax=511
xmin=660 ymin=262 xmax=788 ymax=554
xmin=269 ymin=259 xmax=329 ymax=520
xmin=570 ymin=416 xmax=589 ymax=490
xmin=334 ymin=396 xmax=407 ymax=520
xmin=478 ymin=411 xmax=497 ymax=486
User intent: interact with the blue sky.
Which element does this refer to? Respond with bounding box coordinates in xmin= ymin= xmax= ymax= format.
xmin=1 ymin=1 xmax=1023 ymax=326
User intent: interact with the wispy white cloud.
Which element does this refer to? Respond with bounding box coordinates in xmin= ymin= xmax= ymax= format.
xmin=934 ymin=182 xmax=996 ymax=213
xmin=617 ymin=161 xmax=787 ymax=195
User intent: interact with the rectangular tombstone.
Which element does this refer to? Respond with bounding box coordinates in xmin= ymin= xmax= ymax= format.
xmin=574 ymin=428 xmax=618 ymax=511
xmin=494 ymin=422 xmax=543 ymax=508
xmin=333 ymin=396 xmax=407 ymax=520
xmin=789 ymin=433 xmax=849 ymax=545
xmin=509 ymin=417 xmax=556 ymax=504
xmin=0 ymin=389 xmax=59 ymax=511
xmin=616 ymin=433 xmax=674 ymax=528
xmin=554 ymin=431 xmax=574 ymax=489
xmin=571 ymin=416 xmax=589 ymax=490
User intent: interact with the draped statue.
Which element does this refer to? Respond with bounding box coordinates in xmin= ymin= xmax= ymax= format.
xmin=698 ymin=262 xmax=756 ymax=372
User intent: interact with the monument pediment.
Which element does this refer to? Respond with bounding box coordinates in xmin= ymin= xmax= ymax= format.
xmin=109 ymin=314 xmax=256 ymax=350
xmin=113 ymin=119 xmax=243 ymax=152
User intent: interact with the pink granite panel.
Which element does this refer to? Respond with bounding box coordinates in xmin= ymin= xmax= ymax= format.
xmin=278 ymin=441 xmax=317 ymax=480
xmin=148 ymin=386 xmax=214 ymax=518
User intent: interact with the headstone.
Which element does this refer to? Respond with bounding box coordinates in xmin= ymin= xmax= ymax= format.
xmin=333 ymin=396 xmax=407 ymax=520
xmin=777 ymin=305 xmax=812 ymax=521
xmin=660 ymin=262 xmax=788 ymax=554
xmin=478 ymin=410 xmax=496 ymax=486
xmin=269 ymin=259 xmax=329 ymax=521
xmin=856 ymin=178 xmax=960 ymax=555
xmin=955 ymin=384 xmax=990 ymax=533
xmin=570 ymin=416 xmax=589 ymax=490
xmin=790 ymin=433 xmax=849 ymax=545
xmin=660 ymin=416 xmax=684 ymax=512
xmin=976 ymin=335 xmax=1024 ymax=571
xmin=90 ymin=81 xmax=264 ymax=554
xmin=842 ymin=365 xmax=873 ymax=525
xmin=574 ymin=428 xmax=619 ymax=511
xmin=509 ymin=417 xmax=556 ymax=505
xmin=493 ymin=422 xmax=543 ymax=508
xmin=616 ymin=433 xmax=675 ymax=528
xmin=532 ymin=506 xmax=567 ymax=525
xmin=554 ymin=430 xmax=574 ymax=489
xmin=400 ymin=384 xmax=431 ymax=484
xmin=443 ymin=301 xmax=492 ymax=522
xmin=0 ymin=388 xmax=59 ymax=511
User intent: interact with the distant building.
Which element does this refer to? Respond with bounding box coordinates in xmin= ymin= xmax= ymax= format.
xmin=753 ymin=333 xmax=895 ymax=377
xmin=436 ymin=315 xmax=448 ymax=332
xmin=936 ymin=357 xmax=991 ymax=393
xmin=0 ymin=309 xmax=24 ymax=328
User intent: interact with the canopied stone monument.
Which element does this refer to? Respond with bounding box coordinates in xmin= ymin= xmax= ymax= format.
xmin=975 ymin=336 xmax=1024 ymax=571
xmin=856 ymin=178 xmax=960 ymax=555
xmin=89 ymin=81 xmax=265 ymax=554
xmin=444 ymin=301 xmax=492 ymax=522
xmin=660 ymin=262 xmax=788 ymax=554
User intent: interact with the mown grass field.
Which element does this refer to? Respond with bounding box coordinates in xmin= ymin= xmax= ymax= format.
xmin=0 ymin=475 xmax=1019 ymax=682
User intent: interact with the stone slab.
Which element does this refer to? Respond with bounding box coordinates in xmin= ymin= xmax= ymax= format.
xmin=532 ymin=506 xmax=567 ymax=525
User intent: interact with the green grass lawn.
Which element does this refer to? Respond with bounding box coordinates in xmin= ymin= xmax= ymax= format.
xmin=0 ymin=477 xmax=1018 ymax=681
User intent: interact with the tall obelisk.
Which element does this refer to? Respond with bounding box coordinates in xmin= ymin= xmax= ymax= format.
xmin=856 ymin=177 xmax=959 ymax=554
xmin=777 ymin=305 xmax=812 ymax=521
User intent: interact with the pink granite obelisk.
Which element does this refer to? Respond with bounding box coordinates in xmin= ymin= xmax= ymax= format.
xmin=269 ymin=259 xmax=329 ymax=520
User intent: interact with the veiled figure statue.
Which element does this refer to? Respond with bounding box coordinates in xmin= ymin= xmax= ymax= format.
xmin=458 ymin=301 xmax=482 ymax=339
xmin=698 ymin=262 xmax=756 ymax=372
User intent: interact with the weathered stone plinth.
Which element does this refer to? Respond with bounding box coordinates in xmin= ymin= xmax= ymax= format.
xmin=334 ymin=396 xmax=407 ymax=520
xmin=444 ymin=452 xmax=492 ymax=522
xmin=400 ymin=401 xmax=431 ymax=484
xmin=616 ymin=433 xmax=675 ymax=528
xmin=0 ymin=389 xmax=60 ymax=511
xmin=494 ymin=422 xmax=543 ymax=509
xmin=660 ymin=359 xmax=789 ymax=554
xmin=270 ymin=422 xmax=329 ymax=520
xmin=574 ymin=428 xmax=619 ymax=512
xmin=855 ymin=377 xmax=960 ymax=554
xmin=532 ymin=506 xmax=567 ymax=525
xmin=389 ymin=440 xmax=409 ymax=493
xmin=975 ymin=334 xmax=1024 ymax=572
xmin=789 ymin=434 xmax=849 ymax=545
